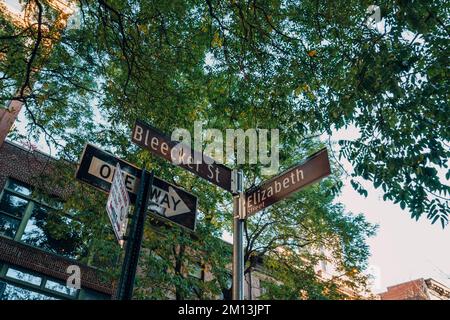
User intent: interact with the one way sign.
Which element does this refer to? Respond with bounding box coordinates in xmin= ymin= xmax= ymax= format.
xmin=148 ymin=176 xmax=197 ymax=230
xmin=76 ymin=144 xmax=198 ymax=231
xmin=149 ymin=184 xmax=190 ymax=217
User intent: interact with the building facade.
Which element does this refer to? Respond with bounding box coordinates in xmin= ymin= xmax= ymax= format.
xmin=0 ymin=140 xmax=113 ymax=299
xmin=379 ymin=278 xmax=450 ymax=300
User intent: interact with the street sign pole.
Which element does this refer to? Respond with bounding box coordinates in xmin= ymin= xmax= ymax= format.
xmin=232 ymin=170 xmax=244 ymax=300
xmin=116 ymin=167 xmax=154 ymax=300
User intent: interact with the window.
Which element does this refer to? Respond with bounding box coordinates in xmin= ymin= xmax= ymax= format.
xmin=0 ymin=193 xmax=29 ymax=217
xmin=44 ymin=279 xmax=77 ymax=297
xmin=0 ymin=264 xmax=110 ymax=300
xmin=225 ymin=273 xmax=232 ymax=290
xmin=259 ymin=279 xmax=268 ymax=296
xmin=0 ymin=265 xmax=75 ymax=300
xmin=21 ymin=204 xmax=83 ymax=259
xmin=219 ymin=273 xmax=232 ymax=300
xmin=146 ymin=251 xmax=166 ymax=278
xmin=0 ymin=178 xmax=84 ymax=259
xmin=187 ymin=262 xmax=204 ymax=280
xmin=6 ymin=268 xmax=42 ymax=286
xmin=0 ymin=179 xmax=112 ymax=301
xmin=7 ymin=179 xmax=33 ymax=196
xmin=320 ymin=260 xmax=328 ymax=273
xmin=183 ymin=261 xmax=205 ymax=299
xmin=0 ymin=214 xmax=21 ymax=238
xmin=0 ymin=281 xmax=58 ymax=300
xmin=0 ymin=179 xmax=31 ymax=238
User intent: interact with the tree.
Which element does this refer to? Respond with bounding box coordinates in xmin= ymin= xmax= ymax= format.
xmin=242 ymin=140 xmax=376 ymax=299
xmin=2 ymin=0 xmax=447 ymax=226
xmin=1 ymin=0 xmax=448 ymax=299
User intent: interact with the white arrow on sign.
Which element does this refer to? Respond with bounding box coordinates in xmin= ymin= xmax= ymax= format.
xmin=149 ymin=185 xmax=191 ymax=217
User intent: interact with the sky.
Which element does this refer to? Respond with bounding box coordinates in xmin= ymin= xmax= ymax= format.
xmin=3 ymin=0 xmax=449 ymax=295
xmin=330 ymin=126 xmax=450 ymax=293
xmin=342 ymin=179 xmax=450 ymax=293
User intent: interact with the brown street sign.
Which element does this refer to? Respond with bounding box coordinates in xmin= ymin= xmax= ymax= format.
xmin=131 ymin=120 xmax=234 ymax=193
xmin=245 ymin=148 xmax=331 ymax=217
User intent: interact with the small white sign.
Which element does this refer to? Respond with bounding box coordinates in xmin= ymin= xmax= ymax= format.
xmin=106 ymin=163 xmax=131 ymax=246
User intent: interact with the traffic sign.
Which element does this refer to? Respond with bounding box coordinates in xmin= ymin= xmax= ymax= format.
xmin=245 ymin=148 xmax=331 ymax=217
xmin=106 ymin=163 xmax=130 ymax=246
xmin=131 ymin=120 xmax=234 ymax=193
xmin=148 ymin=177 xmax=197 ymax=231
xmin=76 ymin=144 xmax=198 ymax=231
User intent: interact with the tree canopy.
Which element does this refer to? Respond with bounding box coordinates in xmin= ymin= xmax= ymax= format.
xmin=0 ymin=0 xmax=448 ymax=299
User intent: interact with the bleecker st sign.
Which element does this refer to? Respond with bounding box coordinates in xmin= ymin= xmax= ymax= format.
xmin=245 ymin=148 xmax=331 ymax=217
xmin=76 ymin=144 xmax=198 ymax=231
xmin=132 ymin=120 xmax=233 ymax=193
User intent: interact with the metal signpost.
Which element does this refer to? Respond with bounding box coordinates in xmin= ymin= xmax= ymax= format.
xmin=116 ymin=167 xmax=153 ymax=300
xmin=232 ymin=171 xmax=244 ymax=300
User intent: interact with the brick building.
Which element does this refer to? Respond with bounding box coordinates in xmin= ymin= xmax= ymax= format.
xmin=0 ymin=140 xmax=113 ymax=299
xmin=379 ymin=278 xmax=450 ymax=300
